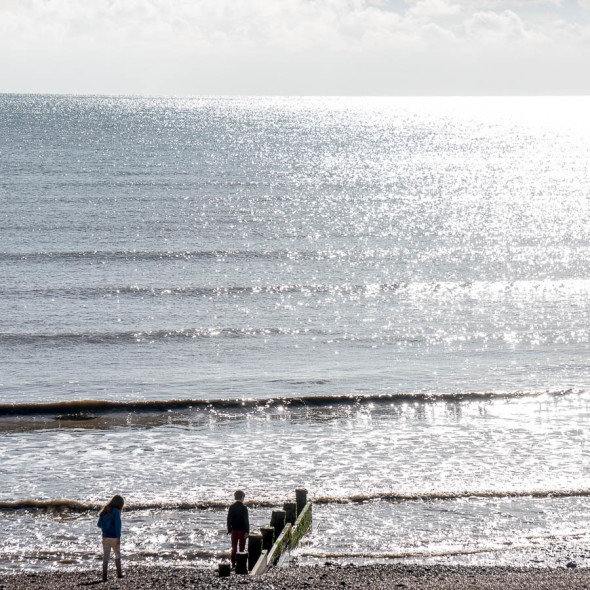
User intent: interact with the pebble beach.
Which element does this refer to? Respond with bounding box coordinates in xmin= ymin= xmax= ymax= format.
xmin=2 ymin=564 xmax=590 ymax=590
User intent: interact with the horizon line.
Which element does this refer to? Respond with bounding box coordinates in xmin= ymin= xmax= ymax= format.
xmin=2 ymin=91 xmax=590 ymax=99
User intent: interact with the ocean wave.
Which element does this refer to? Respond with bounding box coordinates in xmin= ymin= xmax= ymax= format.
xmin=0 ymin=499 xmax=263 ymax=512
xmin=0 ymin=248 xmax=364 ymax=263
xmin=0 ymin=283 xmax=381 ymax=299
xmin=0 ymin=389 xmax=578 ymax=417
xmin=2 ymin=488 xmax=590 ymax=514
xmin=0 ymin=326 xmax=431 ymax=346
xmin=313 ymin=488 xmax=590 ymax=504
xmin=0 ymin=326 xmax=315 ymax=345
xmin=0 ymin=249 xmax=277 ymax=262
xmin=4 ymin=278 xmax=590 ymax=304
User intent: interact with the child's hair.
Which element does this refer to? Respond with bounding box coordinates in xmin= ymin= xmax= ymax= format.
xmin=99 ymin=494 xmax=125 ymax=516
xmin=234 ymin=490 xmax=245 ymax=501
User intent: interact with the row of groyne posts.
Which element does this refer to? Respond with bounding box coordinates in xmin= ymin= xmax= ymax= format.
xmin=219 ymin=488 xmax=312 ymax=577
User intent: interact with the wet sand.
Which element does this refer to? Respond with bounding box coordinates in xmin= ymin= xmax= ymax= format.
xmin=1 ymin=564 xmax=589 ymax=589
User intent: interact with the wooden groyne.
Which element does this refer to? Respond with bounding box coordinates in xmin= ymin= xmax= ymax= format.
xmin=219 ymin=488 xmax=312 ymax=577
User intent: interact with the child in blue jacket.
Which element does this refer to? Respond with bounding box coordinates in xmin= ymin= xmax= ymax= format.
xmin=97 ymin=495 xmax=125 ymax=581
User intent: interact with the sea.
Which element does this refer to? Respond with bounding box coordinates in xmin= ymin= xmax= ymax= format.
xmin=1 ymin=94 xmax=590 ymax=572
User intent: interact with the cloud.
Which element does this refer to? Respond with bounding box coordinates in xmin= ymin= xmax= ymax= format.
xmin=407 ymin=0 xmax=461 ymax=20
xmin=1 ymin=0 xmax=394 ymax=52
xmin=465 ymin=9 xmax=532 ymax=41
xmin=1 ymin=0 xmax=590 ymax=94
xmin=446 ymin=0 xmax=562 ymax=6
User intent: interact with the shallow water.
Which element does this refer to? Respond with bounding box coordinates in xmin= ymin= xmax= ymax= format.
xmin=2 ymin=393 xmax=590 ymax=569
xmin=3 ymin=496 xmax=590 ymax=571
xmin=1 ymin=394 xmax=590 ymax=505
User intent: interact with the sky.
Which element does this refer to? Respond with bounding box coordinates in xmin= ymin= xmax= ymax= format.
xmin=1 ymin=0 xmax=590 ymax=95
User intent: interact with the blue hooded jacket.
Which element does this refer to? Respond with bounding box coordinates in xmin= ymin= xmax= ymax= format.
xmin=97 ymin=507 xmax=122 ymax=539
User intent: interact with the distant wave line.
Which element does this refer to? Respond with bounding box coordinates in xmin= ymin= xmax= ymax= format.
xmin=0 ymin=326 xmax=431 ymax=346
xmin=3 ymin=324 xmax=582 ymax=346
xmin=0 ymin=326 xmax=322 ymax=345
xmin=0 ymin=249 xmax=353 ymax=263
xmin=4 ymin=278 xmax=590 ymax=302
xmin=0 ymin=389 xmax=578 ymax=417
xmin=0 ymin=283 xmax=397 ymax=299
xmin=0 ymin=250 xmax=272 ymax=262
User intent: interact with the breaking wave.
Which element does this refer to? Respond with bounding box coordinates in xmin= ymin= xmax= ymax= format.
xmin=3 ymin=487 xmax=590 ymax=514
xmin=0 ymin=389 xmax=578 ymax=417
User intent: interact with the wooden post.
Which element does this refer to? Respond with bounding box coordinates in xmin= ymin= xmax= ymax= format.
xmin=296 ymin=488 xmax=308 ymax=515
xmin=218 ymin=562 xmax=231 ymax=577
xmin=235 ymin=552 xmax=248 ymax=575
xmin=252 ymin=492 xmax=313 ymax=576
xmin=283 ymin=502 xmax=297 ymax=524
xmin=247 ymin=533 xmax=263 ymax=571
xmin=270 ymin=510 xmax=286 ymax=537
xmin=260 ymin=526 xmax=275 ymax=552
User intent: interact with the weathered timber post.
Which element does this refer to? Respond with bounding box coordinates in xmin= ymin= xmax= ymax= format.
xmin=295 ymin=488 xmax=308 ymax=515
xmin=283 ymin=502 xmax=297 ymax=525
xmin=235 ymin=552 xmax=248 ymax=575
xmin=260 ymin=526 xmax=275 ymax=552
xmin=270 ymin=510 xmax=286 ymax=537
xmin=218 ymin=562 xmax=231 ymax=577
xmin=247 ymin=533 xmax=263 ymax=571
xmin=251 ymin=490 xmax=313 ymax=577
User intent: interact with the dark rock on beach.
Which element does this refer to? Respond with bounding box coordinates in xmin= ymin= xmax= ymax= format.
xmin=1 ymin=564 xmax=590 ymax=590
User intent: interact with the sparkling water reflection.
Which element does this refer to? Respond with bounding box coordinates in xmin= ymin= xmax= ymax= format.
xmin=2 ymin=95 xmax=590 ymax=569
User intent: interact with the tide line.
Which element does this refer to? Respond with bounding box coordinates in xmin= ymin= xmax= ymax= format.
xmin=300 ymin=545 xmax=530 ymax=560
